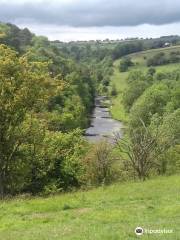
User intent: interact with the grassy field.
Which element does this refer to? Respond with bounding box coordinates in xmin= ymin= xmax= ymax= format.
xmin=129 ymin=45 xmax=180 ymax=66
xmin=110 ymin=45 xmax=180 ymax=122
xmin=0 ymin=175 xmax=179 ymax=240
xmin=110 ymin=60 xmax=129 ymax=122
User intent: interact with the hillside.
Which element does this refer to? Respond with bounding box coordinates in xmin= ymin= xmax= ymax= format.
xmin=110 ymin=45 xmax=180 ymax=121
xmin=0 ymin=175 xmax=179 ymax=240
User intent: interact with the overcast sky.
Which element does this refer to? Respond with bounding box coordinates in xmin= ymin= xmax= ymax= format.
xmin=1 ymin=0 xmax=180 ymax=41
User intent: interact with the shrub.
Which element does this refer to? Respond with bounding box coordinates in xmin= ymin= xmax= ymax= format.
xmin=111 ymin=84 xmax=118 ymax=96
xmin=83 ymin=141 xmax=118 ymax=186
xmin=147 ymin=52 xmax=168 ymax=66
xmin=119 ymin=57 xmax=134 ymax=72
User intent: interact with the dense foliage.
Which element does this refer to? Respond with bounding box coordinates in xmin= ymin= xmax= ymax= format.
xmin=0 ymin=22 xmax=180 ymax=197
xmin=0 ymin=23 xmax=97 ymax=197
xmin=0 ymin=23 xmax=34 ymax=53
xmin=121 ymin=67 xmax=180 ymax=179
xmin=147 ymin=51 xmax=180 ymax=66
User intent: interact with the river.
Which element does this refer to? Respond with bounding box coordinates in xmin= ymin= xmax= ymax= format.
xmin=85 ymin=96 xmax=123 ymax=142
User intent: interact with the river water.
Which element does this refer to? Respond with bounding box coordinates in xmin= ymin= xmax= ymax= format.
xmin=85 ymin=96 xmax=123 ymax=142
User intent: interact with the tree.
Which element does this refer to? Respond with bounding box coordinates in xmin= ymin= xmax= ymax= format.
xmin=130 ymin=83 xmax=170 ymax=128
xmin=147 ymin=52 xmax=168 ymax=66
xmin=147 ymin=67 xmax=156 ymax=76
xmin=156 ymin=109 xmax=180 ymax=174
xmin=0 ymin=45 xmax=54 ymax=197
xmin=119 ymin=57 xmax=134 ymax=72
xmin=115 ymin=120 xmax=165 ymax=180
xmin=112 ymin=41 xmax=143 ymax=60
xmin=22 ymin=126 xmax=86 ymax=194
xmin=83 ymin=141 xmax=117 ymax=185
xmin=122 ymin=71 xmax=150 ymax=111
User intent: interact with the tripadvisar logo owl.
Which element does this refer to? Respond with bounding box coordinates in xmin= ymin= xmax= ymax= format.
xmin=135 ymin=227 xmax=144 ymax=236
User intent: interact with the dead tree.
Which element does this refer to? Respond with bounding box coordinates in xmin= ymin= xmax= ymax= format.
xmin=114 ymin=120 xmax=167 ymax=180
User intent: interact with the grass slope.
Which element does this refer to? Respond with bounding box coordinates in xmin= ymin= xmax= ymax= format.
xmin=110 ymin=60 xmax=129 ymax=122
xmin=0 ymin=175 xmax=180 ymax=240
xmin=110 ymin=45 xmax=180 ymax=122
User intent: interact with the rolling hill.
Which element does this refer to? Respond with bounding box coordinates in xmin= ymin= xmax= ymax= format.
xmin=110 ymin=45 xmax=180 ymax=122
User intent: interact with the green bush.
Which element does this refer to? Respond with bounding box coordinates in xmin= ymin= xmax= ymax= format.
xmin=119 ymin=57 xmax=134 ymax=72
xmin=83 ymin=141 xmax=118 ymax=186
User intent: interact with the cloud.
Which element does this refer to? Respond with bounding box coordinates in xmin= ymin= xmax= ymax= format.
xmin=17 ymin=22 xmax=180 ymax=42
xmin=0 ymin=0 xmax=180 ymax=27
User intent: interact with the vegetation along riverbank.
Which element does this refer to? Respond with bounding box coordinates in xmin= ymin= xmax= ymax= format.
xmin=0 ymin=22 xmax=180 ymax=239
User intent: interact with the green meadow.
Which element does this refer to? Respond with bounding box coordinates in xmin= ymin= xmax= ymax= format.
xmin=0 ymin=175 xmax=179 ymax=240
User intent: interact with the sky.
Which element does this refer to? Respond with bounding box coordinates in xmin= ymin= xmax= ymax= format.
xmin=0 ymin=0 xmax=180 ymax=41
